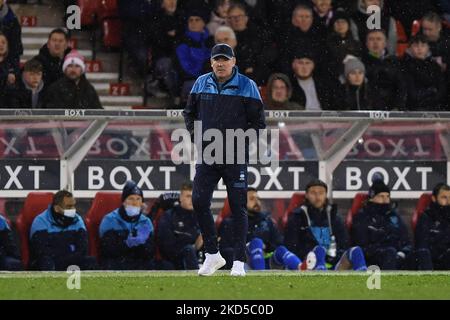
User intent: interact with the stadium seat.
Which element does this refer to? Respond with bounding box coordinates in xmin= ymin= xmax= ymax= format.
xmin=102 ymin=17 xmax=122 ymax=49
xmin=78 ymin=0 xmax=99 ymax=27
xmin=411 ymin=193 xmax=432 ymax=231
xmin=345 ymin=193 xmax=368 ymax=230
xmin=15 ymin=192 xmax=54 ymax=268
xmin=98 ymin=0 xmax=119 ymax=21
xmin=280 ymin=192 xmax=305 ymax=230
xmin=396 ymin=20 xmax=409 ymax=57
xmin=85 ymin=192 xmax=122 ymax=258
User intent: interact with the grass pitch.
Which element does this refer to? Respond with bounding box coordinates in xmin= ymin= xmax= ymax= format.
xmin=1 ymin=271 xmax=449 ymax=300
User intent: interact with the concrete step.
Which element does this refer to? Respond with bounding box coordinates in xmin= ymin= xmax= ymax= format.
xmin=86 ymin=72 xmax=119 ymax=83
xmin=92 ymin=83 xmax=111 ymax=95
xmin=100 ymin=95 xmax=143 ymax=106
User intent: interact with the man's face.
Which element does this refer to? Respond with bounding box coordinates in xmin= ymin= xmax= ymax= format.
xmin=334 ymin=19 xmax=349 ymax=36
xmin=211 ymin=56 xmax=235 ymax=80
xmin=434 ymin=190 xmax=450 ymax=206
xmin=410 ymin=41 xmax=430 ymax=60
xmin=292 ymin=58 xmax=315 ymax=79
xmin=54 ymin=196 xmax=76 ymax=215
xmin=217 ymin=0 xmax=230 ymax=18
xmin=124 ymin=194 xmax=143 ymax=208
xmin=188 ymin=16 xmax=205 ymax=32
xmin=271 ymin=79 xmax=289 ymax=102
xmin=422 ymin=20 xmax=441 ymax=42
xmin=162 ymin=0 xmax=177 ymax=14
xmin=48 ymin=33 xmax=68 ymax=57
xmin=214 ymin=31 xmax=237 ymax=49
xmin=366 ymin=31 xmax=387 ymax=55
xmin=306 ymin=186 xmax=327 ymax=209
xmin=0 ymin=35 xmax=7 ymax=55
xmin=364 ymin=0 xmax=381 ymax=8
xmin=247 ymin=190 xmax=262 ymax=213
xmin=180 ymin=189 xmax=193 ymax=211
xmin=23 ymin=71 xmax=43 ymax=89
xmin=292 ymin=8 xmax=313 ymax=32
xmin=313 ymin=0 xmax=332 ymax=14
xmin=371 ymin=192 xmax=390 ymax=204
xmin=228 ymin=8 xmax=248 ymax=32
xmin=347 ymin=69 xmax=365 ymax=86
xmin=65 ymin=64 xmax=82 ymax=81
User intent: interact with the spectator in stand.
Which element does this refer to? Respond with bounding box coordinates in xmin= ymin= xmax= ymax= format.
xmin=401 ymin=34 xmax=447 ymax=111
xmin=33 ymin=28 xmax=71 ymax=90
xmin=0 ymin=0 xmax=22 ymax=63
xmin=279 ymin=4 xmax=327 ymax=75
xmin=0 ymin=31 xmax=18 ymax=108
xmin=420 ymin=12 xmax=450 ymax=73
xmin=362 ymin=29 xmax=406 ymax=110
xmin=240 ymin=0 xmax=268 ymax=29
xmin=265 ymin=73 xmax=302 ymax=110
xmin=290 ymin=49 xmax=337 ymax=110
xmin=43 ymin=50 xmax=102 ymax=109
xmin=8 ymin=59 xmax=45 ymax=109
xmin=227 ymin=3 xmax=277 ymax=85
xmin=29 ymin=190 xmax=97 ymax=271
xmin=201 ymin=25 xmax=237 ymax=74
xmin=117 ymin=0 xmax=153 ymax=76
xmin=350 ymin=0 xmax=397 ymax=55
xmin=146 ymin=0 xmax=185 ymax=99
xmin=312 ymin=0 xmax=335 ymax=31
xmin=175 ymin=8 xmax=212 ymax=104
xmin=326 ymin=9 xmax=362 ymax=80
xmin=337 ymin=56 xmax=371 ymax=110
xmin=207 ymin=0 xmax=231 ymax=36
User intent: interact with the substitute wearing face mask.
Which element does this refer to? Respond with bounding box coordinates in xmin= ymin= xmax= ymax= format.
xmin=351 ymin=176 xmax=415 ymax=270
xmin=99 ymin=181 xmax=155 ymax=270
xmin=29 ymin=190 xmax=97 ymax=270
xmin=415 ymin=183 xmax=450 ymax=270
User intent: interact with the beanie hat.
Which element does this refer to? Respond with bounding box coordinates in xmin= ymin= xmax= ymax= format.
xmin=306 ymin=179 xmax=328 ymax=192
xmin=368 ymin=174 xmax=390 ymax=198
xmin=62 ymin=49 xmax=86 ymax=73
xmin=344 ymin=57 xmax=365 ymax=78
xmin=122 ymin=180 xmax=144 ymax=202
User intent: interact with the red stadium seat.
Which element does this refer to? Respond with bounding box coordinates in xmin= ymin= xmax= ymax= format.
xmin=215 ymin=198 xmax=231 ymax=229
xmin=15 ymin=192 xmax=54 ymax=268
xmin=396 ymin=20 xmax=409 ymax=57
xmin=411 ymin=193 xmax=432 ymax=231
xmin=345 ymin=193 xmax=368 ymax=230
xmin=98 ymin=0 xmax=119 ymax=21
xmin=78 ymin=0 xmax=99 ymax=26
xmin=102 ymin=18 xmax=122 ymax=48
xmin=281 ymin=192 xmax=305 ymax=229
xmin=85 ymin=192 xmax=122 ymax=258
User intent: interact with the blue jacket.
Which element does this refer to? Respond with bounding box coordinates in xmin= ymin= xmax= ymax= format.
xmin=219 ymin=211 xmax=282 ymax=253
xmin=284 ymin=202 xmax=349 ymax=261
xmin=351 ymin=202 xmax=412 ymax=258
xmin=29 ymin=206 xmax=88 ymax=264
xmin=176 ymin=28 xmax=211 ymax=80
xmin=415 ymin=202 xmax=450 ymax=263
xmin=183 ymin=66 xmax=266 ymax=159
xmin=0 ymin=214 xmax=20 ymax=261
xmin=99 ymin=207 xmax=155 ymax=261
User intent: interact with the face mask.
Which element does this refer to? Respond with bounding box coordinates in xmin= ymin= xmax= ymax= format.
xmin=125 ymin=205 xmax=141 ymax=217
xmin=63 ymin=209 xmax=76 ymax=218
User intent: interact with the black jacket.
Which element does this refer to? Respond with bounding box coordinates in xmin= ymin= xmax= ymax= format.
xmin=33 ymin=44 xmax=72 ymax=89
xmin=401 ymin=53 xmax=447 ymax=111
xmin=43 ymin=75 xmax=102 ymax=109
xmin=284 ymin=202 xmax=349 ymax=261
xmin=7 ymin=76 xmax=45 ymax=109
xmin=337 ymin=82 xmax=371 ymax=110
xmin=351 ymin=202 xmax=412 ymax=259
xmin=219 ymin=211 xmax=283 ymax=253
xmin=0 ymin=215 xmax=20 ymax=262
xmin=157 ymin=205 xmax=201 ymax=261
xmin=326 ymin=32 xmax=362 ymax=79
xmin=0 ymin=4 xmax=23 ymax=62
xmin=0 ymin=54 xmax=19 ymax=108
xmin=362 ymin=51 xmax=407 ymax=110
xmin=290 ymin=75 xmax=338 ymax=110
xmin=415 ymin=202 xmax=450 ymax=266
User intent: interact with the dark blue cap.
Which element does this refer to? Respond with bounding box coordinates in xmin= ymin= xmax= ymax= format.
xmin=211 ymin=43 xmax=235 ymax=60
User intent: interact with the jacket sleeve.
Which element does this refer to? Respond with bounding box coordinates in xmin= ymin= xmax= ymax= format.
xmin=333 ymin=213 xmax=350 ymax=257
xmin=0 ymin=222 xmax=20 ymax=260
xmin=176 ymin=43 xmax=199 ymax=78
xmin=156 ymin=211 xmax=178 ymax=259
xmin=183 ymin=82 xmax=200 ymax=139
xmin=350 ymin=210 xmax=382 ymax=258
xmin=245 ymin=80 xmax=266 ymax=134
xmin=89 ymin=85 xmax=103 ymax=109
xmin=30 ymin=230 xmax=53 ymax=259
xmin=415 ymin=213 xmax=431 ymax=250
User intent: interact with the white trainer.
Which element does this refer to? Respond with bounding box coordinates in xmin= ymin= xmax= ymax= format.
xmin=299 ymin=251 xmax=317 ymax=271
xmin=230 ymin=260 xmax=246 ymax=276
xmin=198 ymin=252 xmax=226 ymax=276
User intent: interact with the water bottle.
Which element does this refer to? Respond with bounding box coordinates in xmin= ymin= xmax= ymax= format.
xmin=327 ymin=235 xmax=337 ymax=258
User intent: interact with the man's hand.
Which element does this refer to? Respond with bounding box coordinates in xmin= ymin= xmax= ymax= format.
xmin=7 ymin=73 xmax=16 ymax=85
